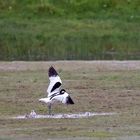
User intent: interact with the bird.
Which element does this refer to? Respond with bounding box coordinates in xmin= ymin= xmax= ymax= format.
xmin=39 ymin=66 xmax=74 ymax=115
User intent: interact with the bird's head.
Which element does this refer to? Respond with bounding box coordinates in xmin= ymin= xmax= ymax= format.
xmin=60 ymin=89 xmax=66 ymax=95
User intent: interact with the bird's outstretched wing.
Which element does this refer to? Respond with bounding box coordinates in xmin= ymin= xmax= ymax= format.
xmin=47 ymin=66 xmax=62 ymax=97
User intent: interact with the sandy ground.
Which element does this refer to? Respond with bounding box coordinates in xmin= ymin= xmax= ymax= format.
xmin=0 ymin=61 xmax=140 ymax=71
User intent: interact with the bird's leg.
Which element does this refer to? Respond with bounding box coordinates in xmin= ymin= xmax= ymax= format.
xmin=48 ymin=104 xmax=51 ymax=115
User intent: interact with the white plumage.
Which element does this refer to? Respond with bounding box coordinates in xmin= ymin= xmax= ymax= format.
xmin=39 ymin=66 xmax=74 ymax=114
xmin=47 ymin=76 xmax=62 ymax=97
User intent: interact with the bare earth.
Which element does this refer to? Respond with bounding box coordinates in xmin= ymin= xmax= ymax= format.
xmin=0 ymin=61 xmax=140 ymax=140
xmin=0 ymin=61 xmax=140 ymax=71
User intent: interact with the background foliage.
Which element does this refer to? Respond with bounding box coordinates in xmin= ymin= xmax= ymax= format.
xmin=0 ymin=0 xmax=140 ymax=60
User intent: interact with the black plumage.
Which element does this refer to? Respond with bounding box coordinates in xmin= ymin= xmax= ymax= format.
xmin=66 ymin=96 xmax=74 ymax=104
xmin=51 ymin=82 xmax=61 ymax=92
xmin=48 ymin=66 xmax=58 ymax=77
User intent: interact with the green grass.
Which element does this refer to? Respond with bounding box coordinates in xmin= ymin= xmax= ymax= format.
xmin=0 ymin=0 xmax=140 ymax=60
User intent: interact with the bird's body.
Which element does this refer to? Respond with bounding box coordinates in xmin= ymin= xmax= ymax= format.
xmin=39 ymin=92 xmax=73 ymax=104
xmin=39 ymin=66 xmax=74 ymax=115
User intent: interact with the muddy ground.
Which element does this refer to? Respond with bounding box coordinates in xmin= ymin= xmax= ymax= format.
xmin=0 ymin=61 xmax=140 ymax=140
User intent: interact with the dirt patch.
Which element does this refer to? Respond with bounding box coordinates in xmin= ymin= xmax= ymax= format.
xmin=0 ymin=61 xmax=140 ymax=139
xmin=0 ymin=61 xmax=140 ymax=72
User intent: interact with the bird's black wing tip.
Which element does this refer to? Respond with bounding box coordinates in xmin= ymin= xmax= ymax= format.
xmin=66 ymin=96 xmax=74 ymax=105
xmin=48 ymin=66 xmax=58 ymax=77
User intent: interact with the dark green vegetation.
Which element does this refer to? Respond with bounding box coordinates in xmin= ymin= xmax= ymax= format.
xmin=0 ymin=61 xmax=140 ymax=140
xmin=0 ymin=0 xmax=140 ymax=60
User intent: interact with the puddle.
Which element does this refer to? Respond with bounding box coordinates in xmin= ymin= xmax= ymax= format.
xmin=12 ymin=112 xmax=116 ymax=119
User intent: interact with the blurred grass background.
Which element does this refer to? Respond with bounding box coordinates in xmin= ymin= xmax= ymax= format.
xmin=0 ymin=0 xmax=140 ymax=60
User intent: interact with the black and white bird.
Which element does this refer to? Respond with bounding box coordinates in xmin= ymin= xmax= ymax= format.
xmin=39 ymin=66 xmax=74 ymax=115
